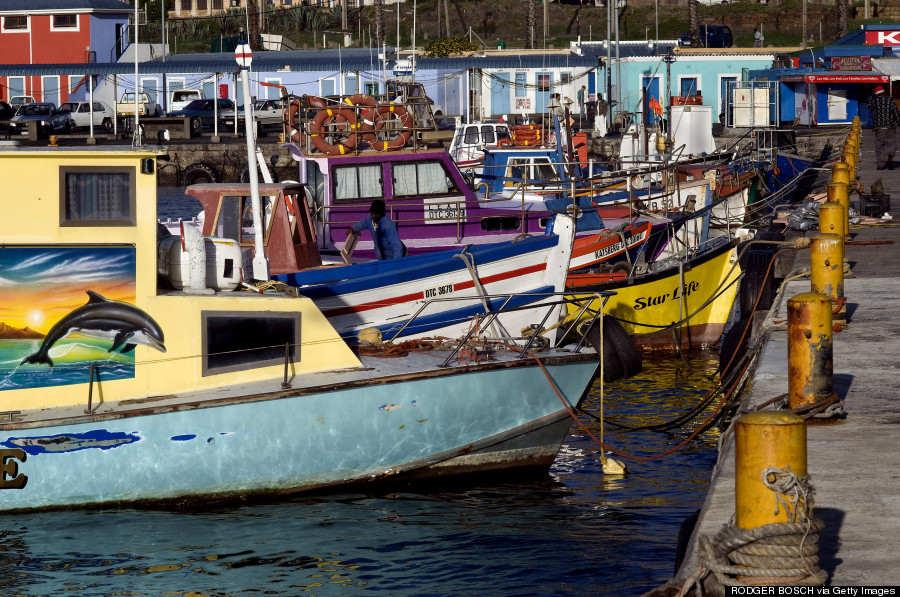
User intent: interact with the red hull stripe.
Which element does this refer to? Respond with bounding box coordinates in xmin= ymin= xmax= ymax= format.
xmin=322 ymin=262 xmax=548 ymax=317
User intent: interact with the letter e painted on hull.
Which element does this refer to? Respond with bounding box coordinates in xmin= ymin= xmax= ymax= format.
xmin=0 ymin=448 xmax=27 ymax=489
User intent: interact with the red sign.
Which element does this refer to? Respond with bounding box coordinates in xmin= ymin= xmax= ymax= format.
xmin=219 ymin=84 xmax=228 ymax=99
xmin=830 ymin=56 xmax=872 ymax=71
xmin=865 ymin=30 xmax=900 ymax=45
xmin=807 ymin=74 xmax=888 ymax=83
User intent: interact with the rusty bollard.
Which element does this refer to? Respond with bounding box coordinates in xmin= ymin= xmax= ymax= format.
xmin=787 ymin=292 xmax=835 ymax=411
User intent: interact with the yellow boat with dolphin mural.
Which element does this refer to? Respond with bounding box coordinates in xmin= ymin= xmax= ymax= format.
xmin=565 ymin=238 xmax=741 ymax=350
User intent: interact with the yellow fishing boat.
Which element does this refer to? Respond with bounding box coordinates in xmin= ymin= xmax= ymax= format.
xmin=565 ymin=239 xmax=741 ymax=350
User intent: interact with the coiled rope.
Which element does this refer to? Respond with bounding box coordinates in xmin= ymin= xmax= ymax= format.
xmin=680 ymin=467 xmax=827 ymax=596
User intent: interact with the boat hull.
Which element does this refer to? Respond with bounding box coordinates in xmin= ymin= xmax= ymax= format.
xmin=565 ymin=240 xmax=740 ymax=350
xmin=0 ymin=357 xmax=599 ymax=512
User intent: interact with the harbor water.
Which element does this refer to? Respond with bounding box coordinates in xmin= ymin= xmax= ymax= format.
xmin=1 ymin=347 xmax=723 ymax=595
xmin=0 ymin=192 xmax=725 ymax=595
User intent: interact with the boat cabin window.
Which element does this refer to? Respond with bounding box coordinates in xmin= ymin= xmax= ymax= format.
xmin=334 ymin=164 xmax=382 ymax=202
xmin=504 ymin=158 xmax=558 ymax=188
xmin=202 ymin=311 xmax=300 ymax=376
xmin=463 ymin=126 xmax=480 ymax=144
xmin=215 ymin=195 xmax=276 ymax=245
xmin=59 ymin=166 xmax=135 ymax=226
xmin=393 ymin=160 xmax=459 ymax=197
xmin=481 ymin=216 xmax=521 ymax=232
xmin=481 ymin=126 xmax=496 ymax=145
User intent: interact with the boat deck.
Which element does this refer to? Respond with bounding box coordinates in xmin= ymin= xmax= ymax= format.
xmin=667 ymin=128 xmax=900 ymax=589
xmin=1 ymin=332 xmax=595 ymax=431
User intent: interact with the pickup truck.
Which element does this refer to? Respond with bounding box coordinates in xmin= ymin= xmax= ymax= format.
xmin=169 ymin=89 xmax=202 ymax=113
xmin=117 ymin=92 xmax=162 ymax=117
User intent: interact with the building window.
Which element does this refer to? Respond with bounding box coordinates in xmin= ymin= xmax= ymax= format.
xmin=59 ymin=167 xmax=136 ymax=227
xmin=202 ymin=312 xmax=300 ymax=376
xmin=198 ymin=0 xmax=207 ymax=9
xmin=213 ymin=0 xmax=223 ymax=8
xmin=182 ymin=0 xmax=193 ymax=10
xmin=537 ymin=74 xmax=551 ymax=92
xmin=561 ymin=73 xmax=572 ymax=86
xmin=53 ymin=15 xmax=77 ymax=28
xmin=3 ymin=16 xmax=27 ymax=30
xmin=283 ymin=0 xmax=293 ymax=5
xmin=515 ymin=73 xmax=526 ymax=97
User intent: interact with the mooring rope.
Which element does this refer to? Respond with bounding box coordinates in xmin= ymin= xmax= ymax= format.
xmin=679 ymin=467 xmax=827 ymax=596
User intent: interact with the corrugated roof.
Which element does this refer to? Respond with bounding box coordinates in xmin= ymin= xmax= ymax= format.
xmin=0 ymin=47 xmax=599 ymax=77
xmin=0 ymin=0 xmax=132 ymax=13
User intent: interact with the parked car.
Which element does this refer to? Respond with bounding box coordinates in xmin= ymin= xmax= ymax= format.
xmin=9 ymin=95 xmax=35 ymax=108
xmin=10 ymin=102 xmax=69 ymax=136
xmin=57 ymin=101 xmax=115 ymax=131
xmin=169 ymin=89 xmax=203 ymax=113
xmin=678 ymin=25 xmax=733 ymax=48
xmin=169 ymin=98 xmax=239 ymax=133
xmin=0 ymin=101 xmax=14 ymax=128
xmin=222 ymin=98 xmax=288 ymax=130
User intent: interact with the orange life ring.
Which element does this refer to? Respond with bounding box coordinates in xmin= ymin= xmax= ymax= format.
xmin=511 ymin=124 xmax=543 ymax=131
xmin=369 ymin=104 xmax=413 ymax=151
xmin=344 ymin=94 xmax=379 ymax=144
xmin=497 ymin=137 xmax=513 ymax=147
xmin=308 ymin=107 xmax=358 ymax=155
xmin=288 ymin=97 xmax=302 ymax=143
xmin=512 ymin=139 xmax=538 ymax=146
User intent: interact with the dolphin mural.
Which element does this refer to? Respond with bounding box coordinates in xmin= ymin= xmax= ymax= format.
xmin=20 ymin=290 xmax=166 ymax=367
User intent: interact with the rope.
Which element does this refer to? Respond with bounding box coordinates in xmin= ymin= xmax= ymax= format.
xmin=681 ymin=468 xmax=827 ymax=596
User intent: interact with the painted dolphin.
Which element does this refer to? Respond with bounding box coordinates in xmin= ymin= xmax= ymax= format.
xmin=21 ymin=290 xmax=166 ymax=367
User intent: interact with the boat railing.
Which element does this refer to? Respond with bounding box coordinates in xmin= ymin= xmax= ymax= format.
xmin=381 ymin=291 xmax=615 ymax=363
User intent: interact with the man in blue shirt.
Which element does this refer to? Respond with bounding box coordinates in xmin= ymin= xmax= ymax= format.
xmin=347 ymin=199 xmax=407 ymax=260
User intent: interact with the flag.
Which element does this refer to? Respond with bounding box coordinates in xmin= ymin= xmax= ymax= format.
xmin=649 ymin=96 xmax=663 ymax=118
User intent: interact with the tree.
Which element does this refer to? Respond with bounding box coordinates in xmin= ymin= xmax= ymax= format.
xmin=688 ymin=0 xmax=700 ymax=48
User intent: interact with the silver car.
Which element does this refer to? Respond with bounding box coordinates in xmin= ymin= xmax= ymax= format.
xmin=10 ymin=102 xmax=68 ymax=136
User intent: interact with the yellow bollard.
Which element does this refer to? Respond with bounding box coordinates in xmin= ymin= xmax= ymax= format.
xmin=840 ymin=151 xmax=855 ymax=180
xmin=810 ymin=231 xmax=844 ymax=298
xmin=735 ymin=411 xmax=809 ymax=529
xmin=826 ymin=182 xmax=851 ymax=242
xmin=787 ymin=292 xmax=835 ymax=410
xmin=831 ymin=162 xmax=850 ymax=185
xmin=818 ymin=203 xmax=847 ymax=257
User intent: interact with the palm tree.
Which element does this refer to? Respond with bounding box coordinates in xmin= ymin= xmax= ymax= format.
xmin=688 ymin=0 xmax=700 ymax=47
xmin=837 ymin=0 xmax=848 ymax=38
xmin=527 ymin=0 xmax=535 ymax=49
xmin=375 ymin=0 xmax=384 ymax=48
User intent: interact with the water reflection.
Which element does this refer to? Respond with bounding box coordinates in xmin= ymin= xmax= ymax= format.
xmin=0 ymin=351 xmax=722 ymax=596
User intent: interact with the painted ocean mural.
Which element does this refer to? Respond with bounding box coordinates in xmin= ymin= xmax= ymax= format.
xmin=0 ymin=246 xmax=164 ymax=391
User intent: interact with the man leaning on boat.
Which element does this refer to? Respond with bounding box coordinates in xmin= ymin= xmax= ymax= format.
xmin=348 ymin=199 xmax=408 ymax=260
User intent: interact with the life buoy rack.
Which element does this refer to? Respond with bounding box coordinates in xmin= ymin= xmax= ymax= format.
xmin=369 ymin=104 xmax=413 ymax=152
xmin=308 ymin=106 xmax=358 ymax=155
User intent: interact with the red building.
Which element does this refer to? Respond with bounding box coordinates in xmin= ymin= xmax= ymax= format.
xmin=0 ymin=0 xmax=131 ymax=105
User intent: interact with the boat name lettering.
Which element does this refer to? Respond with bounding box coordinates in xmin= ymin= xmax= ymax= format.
xmin=633 ymin=280 xmax=700 ymax=310
xmin=424 ymin=283 xmax=455 ymax=299
xmin=593 ymin=233 xmax=643 ymax=260
xmin=0 ymin=449 xmax=27 ymax=490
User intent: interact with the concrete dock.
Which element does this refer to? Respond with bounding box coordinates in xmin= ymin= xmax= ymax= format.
xmin=660 ymin=129 xmax=900 ymax=592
